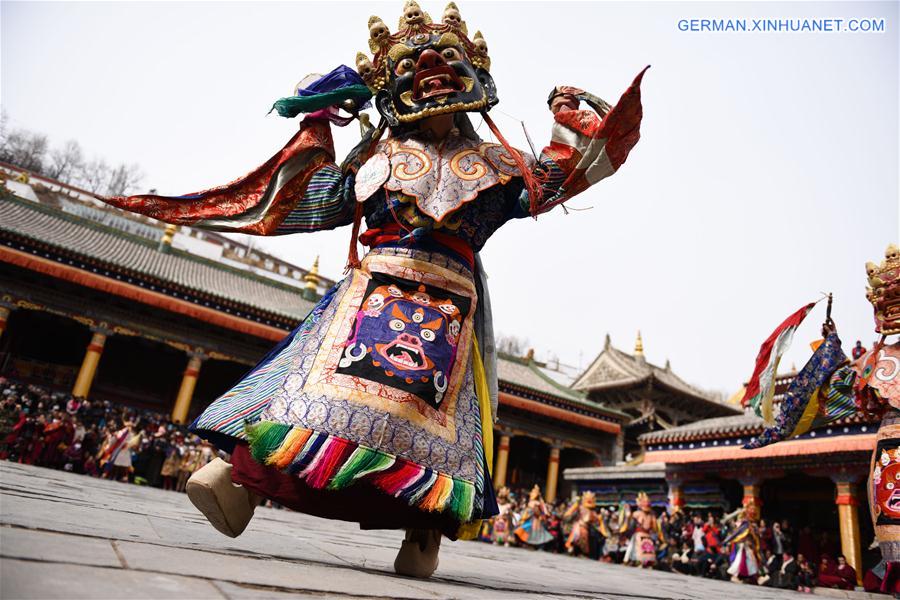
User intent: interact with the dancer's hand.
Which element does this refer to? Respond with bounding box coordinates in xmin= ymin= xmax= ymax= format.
xmin=548 ymin=86 xmax=584 ymax=114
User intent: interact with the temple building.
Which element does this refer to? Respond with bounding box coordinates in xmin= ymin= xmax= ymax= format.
xmin=492 ymin=351 xmax=625 ymax=502
xmin=0 ymin=163 xmax=626 ymax=505
xmin=565 ymin=370 xmax=879 ymax=584
xmin=572 ymin=332 xmax=741 ymax=458
xmin=0 ymin=164 xmax=336 ymax=425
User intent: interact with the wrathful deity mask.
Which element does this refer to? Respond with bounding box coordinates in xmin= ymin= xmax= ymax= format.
xmin=866 ymin=244 xmax=900 ymax=336
xmin=336 ymin=272 xmax=470 ymax=409
xmin=357 ymin=2 xmax=496 ymax=126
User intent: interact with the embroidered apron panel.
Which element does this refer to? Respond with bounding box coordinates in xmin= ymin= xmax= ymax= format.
xmin=872 ymin=414 xmax=900 ymax=560
xmin=873 ymin=434 xmax=900 ymax=527
xmin=335 ymin=271 xmax=471 ymax=410
xmin=259 ymin=248 xmax=482 ymax=483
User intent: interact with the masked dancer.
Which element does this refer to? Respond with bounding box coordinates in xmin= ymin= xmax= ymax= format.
xmin=514 ymin=484 xmax=554 ymax=547
xmin=100 ymin=1 xmax=646 ymax=578
xmin=621 ymin=492 xmax=664 ymax=567
xmin=491 ymin=486 xmax=513 ymax=545
xmin=724 ymin=504 xmax=762 ymax=583
xmin=743 ymin=244 xmax=900 ymax=592
xmin=564 ymin=491 xmax=605 ymax=558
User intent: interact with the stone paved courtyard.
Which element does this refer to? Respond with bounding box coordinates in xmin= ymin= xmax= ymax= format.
xmin=0 ymin=461 xmax=852 ymax=599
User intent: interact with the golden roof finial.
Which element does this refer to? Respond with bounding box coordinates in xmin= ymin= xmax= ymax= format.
xmin=304 ymin=256 xmax=320 ymax=284
xmin=303 ymin=256 xmax=320 ymax=300
xmin=634 ymin=330 xmax=644 ymax=357
xmin=525 ymin=347 xmax=535 ymax=362
xmin=158 ymin=223 xmax=177 ymax=253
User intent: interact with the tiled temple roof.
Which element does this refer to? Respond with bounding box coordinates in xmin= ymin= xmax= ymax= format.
xmin=497 ymin=353 xmax=628 ymax=420
xmin=639 ymin=412 xmax=766 ymax=444
xmin=0 ymin=195 xmax=315 ymax=326
xmin=572 ymin=334 xmax=739 ymax=417
xmin=639 ymin=405 xmax=874 ymax=446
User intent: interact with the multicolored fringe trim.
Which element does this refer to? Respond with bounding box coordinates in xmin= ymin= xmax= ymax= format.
xmin=245 ymin=421 xmax=476 ymax=523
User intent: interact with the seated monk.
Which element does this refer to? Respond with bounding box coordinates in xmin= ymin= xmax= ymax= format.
xmin=817 ymin=554 xmax=856 ymax=590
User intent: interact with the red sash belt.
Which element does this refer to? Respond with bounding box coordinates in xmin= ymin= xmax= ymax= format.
xmin=359 ymin=224 xmax=474 ymax=269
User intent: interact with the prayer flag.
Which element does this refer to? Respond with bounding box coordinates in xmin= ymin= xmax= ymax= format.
xmin=743 ymin=302 xmax=816 ymax=423
xmin=744 ymin=332 xmax=849 ymax=449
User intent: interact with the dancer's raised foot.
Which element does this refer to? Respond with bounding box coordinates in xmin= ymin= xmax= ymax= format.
xmin=186 ymin=457 xmax=259 ymax=538
xmin=393 ymin=529 xmax=441 ymax=578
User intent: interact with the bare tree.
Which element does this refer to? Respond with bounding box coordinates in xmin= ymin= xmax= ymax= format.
xmin=0 ymin=110 xmax=9 ymax=156
xmin=1 ymin=113 xmax=145 ymax=195
xmin=77 ymin=157 xmax=112 ymax=194
xmin=47 ymin=140 xmax=85 ymax=181
xmin=0 ymin=130 xmax=48 ymax=173
xmin=105 ymin=162 xmax=143 ymax=196
xmin=496 ymin=334 xmax=530 ymax=357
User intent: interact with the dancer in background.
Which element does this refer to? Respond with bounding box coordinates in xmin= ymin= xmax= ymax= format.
xmin=491 ymin=486 xmax=513 ymax=546
xmin=724 ymin=504 xmax=762 ymax=583
xmin=743 ymin=244 xmax=900 ymax=592
xmin=564 ymin=491 xmax=604 ymax=558
xmin=621 ymin=492 xmax=664 ymax=567
xmin=514 ymin=484 xmax=554 ymax=548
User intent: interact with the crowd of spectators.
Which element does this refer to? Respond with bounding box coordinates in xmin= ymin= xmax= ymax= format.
xmin=481 ymin=487 xmax=879 ymax=593
xmin=0 ymin=378 xmax=219 ymax=489
xmin=0 ymin=377 xmax=886 ymax=592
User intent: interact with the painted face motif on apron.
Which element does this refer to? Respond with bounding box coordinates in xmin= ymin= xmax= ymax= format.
xmin=337 ymin=272 xmax=470 ymax=409
xmin=873 ymin=439 xmax=900 ymax=524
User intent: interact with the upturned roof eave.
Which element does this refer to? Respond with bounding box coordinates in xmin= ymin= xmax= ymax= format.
xmin=0 ymin=194 xmax=313 ymax=324
xmin=499 ymin=379 xmax=628 ymax=421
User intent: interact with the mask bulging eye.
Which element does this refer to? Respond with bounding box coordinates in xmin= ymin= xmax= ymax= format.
xmin=441 ymin=48 xmax=461 ymax=61
xmin=389 ymin=319 xmax=406 ymax=331
xmin=421 ymin=329 xmax=435 ymax=342
xmin=395 ymin=58 xmax=415 ymax=75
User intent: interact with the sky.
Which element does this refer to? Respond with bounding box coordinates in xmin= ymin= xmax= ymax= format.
xmin=2 ymin=1 xmax=898 ymax=395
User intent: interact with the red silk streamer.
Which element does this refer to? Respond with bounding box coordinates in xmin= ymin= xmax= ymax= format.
xmin=343 ymin=126 xmax=387 ymax=272
xmin=481 ymin=111 xmax=544 ymax=217
xmin=345 ymin=201 xmax=365 ymax=272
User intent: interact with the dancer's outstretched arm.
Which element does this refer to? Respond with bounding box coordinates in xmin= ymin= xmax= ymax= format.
xmin=514 ymin=67 xmax=649 ymax=218
xmin=100 ymin=116 xmax=355 ymax=236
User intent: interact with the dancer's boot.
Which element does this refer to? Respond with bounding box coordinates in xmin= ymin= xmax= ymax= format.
xmin=393 ymin=529 xmax=441 ymax=578
xmin=186 ymin=458 xmax=258 ymax=538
